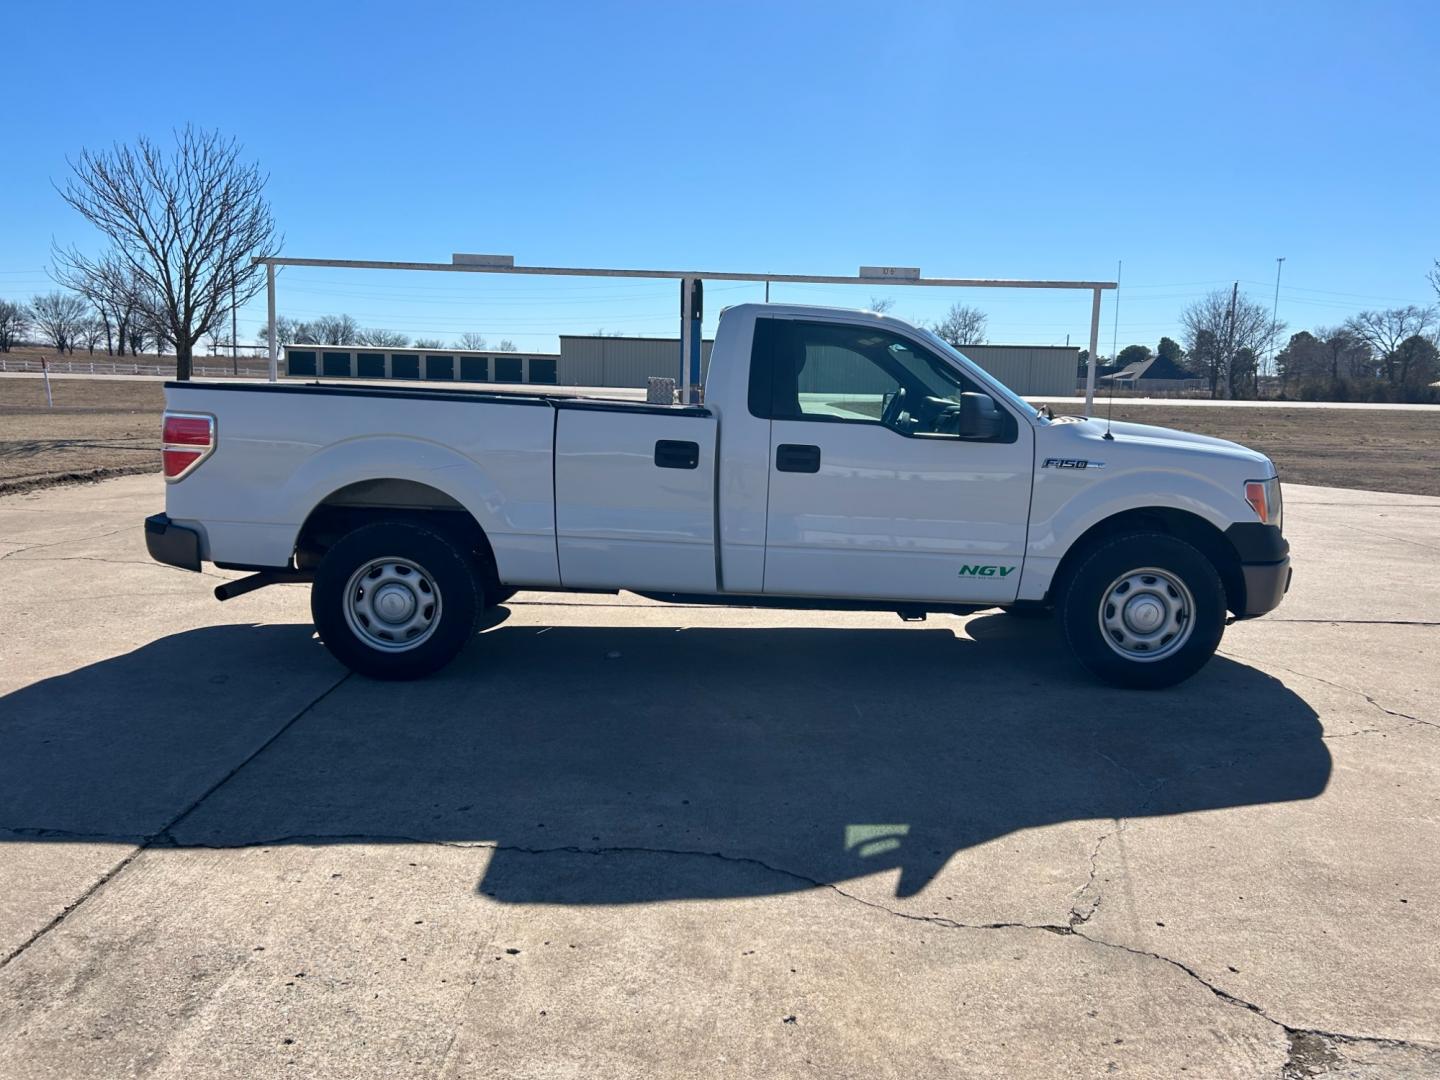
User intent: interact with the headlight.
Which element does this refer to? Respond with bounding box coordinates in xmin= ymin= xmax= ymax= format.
xmin=1244 ymin=476 xmax=1283 ymax=532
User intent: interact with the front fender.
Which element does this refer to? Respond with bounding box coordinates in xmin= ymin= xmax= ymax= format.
xmin=1016 ymin=467 xmax=1254 ymax=601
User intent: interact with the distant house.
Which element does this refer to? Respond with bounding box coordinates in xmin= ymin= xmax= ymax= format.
xmin=1099 ymin=352 xmax=1203 ymax=391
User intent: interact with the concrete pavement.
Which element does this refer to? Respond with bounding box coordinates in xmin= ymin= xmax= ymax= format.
xmin=0 ymin=475 xmax=1437 ymax=1078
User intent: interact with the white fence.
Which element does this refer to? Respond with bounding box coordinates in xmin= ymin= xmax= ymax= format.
xmin=0 ymin=357 xmax=264 ymax=378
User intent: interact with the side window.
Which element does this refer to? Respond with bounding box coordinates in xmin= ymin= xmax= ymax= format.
xmin=750 ymin=319 xmax=1013 ymax=440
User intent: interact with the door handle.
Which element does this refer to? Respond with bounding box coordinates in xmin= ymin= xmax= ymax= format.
xmin=776 ymin=443 xmax=821 ymax=473
xmin=654 ymin=439 xmax=700 ymax=470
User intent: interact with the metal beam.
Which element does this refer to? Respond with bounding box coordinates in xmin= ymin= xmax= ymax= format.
xmin=251 ymin=256 xmax=1117 ymax=292
xmin=1084 ymin=287 xmax=1103 ymax=417
xmin=679 ymin=277 xmax=693 ymax=404
xmin=266 ymin=263 xmax=277 ymax=383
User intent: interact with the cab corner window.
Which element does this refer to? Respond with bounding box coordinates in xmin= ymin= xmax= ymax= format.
xmin=750 ymin=318 xmax=1015 ymax=442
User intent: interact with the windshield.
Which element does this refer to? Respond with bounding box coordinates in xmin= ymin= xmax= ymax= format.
xmin=914 ymin=328 xmax=1047 ymax=421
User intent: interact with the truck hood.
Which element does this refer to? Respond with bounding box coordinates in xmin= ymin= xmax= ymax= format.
xmin=1044 ymin=416 xmax=1273 ymax=472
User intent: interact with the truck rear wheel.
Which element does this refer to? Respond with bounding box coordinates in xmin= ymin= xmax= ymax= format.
xmin=1058 ymin=532 xmax=1225 ymax=689
xmin=311 ymin=521 xmax=480 ymax=680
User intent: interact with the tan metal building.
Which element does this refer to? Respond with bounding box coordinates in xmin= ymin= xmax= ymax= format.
xmin=554 ymin=336 xmax=715 ymax=388
xmin=960 ymin=345 xmax=1079 ymax=396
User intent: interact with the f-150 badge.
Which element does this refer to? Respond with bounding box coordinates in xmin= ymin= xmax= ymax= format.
xmin=1042 ymin=458 xmax=1105 ymax=469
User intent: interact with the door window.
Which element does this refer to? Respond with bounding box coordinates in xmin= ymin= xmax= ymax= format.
xmin=749 ymin=319 xmax=1015 ymax=441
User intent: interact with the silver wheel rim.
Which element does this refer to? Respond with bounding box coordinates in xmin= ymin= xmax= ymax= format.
xmin=1097 ymin=566 xmax=1194 ymax=663
xmin=342 ymin=557 xmax=442 ymax=652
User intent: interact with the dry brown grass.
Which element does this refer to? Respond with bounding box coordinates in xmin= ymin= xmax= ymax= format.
xmin=3 ymin=376 xmax=1438 ymax=497
xmin=1098 ymin=404 xmax=1440 ymax=497
xmin=0 ymin=377 xmax=164 ymax=491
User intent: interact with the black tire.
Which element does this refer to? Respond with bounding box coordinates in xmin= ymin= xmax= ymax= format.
xmin=311 ymin=521 xmax=481 ymax=680
xmin=1058 ymin=531 xmax=1226 ymax=689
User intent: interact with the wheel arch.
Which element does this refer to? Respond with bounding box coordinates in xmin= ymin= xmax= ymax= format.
xmin=294 ymin=478 xmax=503 ymax=596
xmin=1047 ymin=507 xmax=1245 ymax=615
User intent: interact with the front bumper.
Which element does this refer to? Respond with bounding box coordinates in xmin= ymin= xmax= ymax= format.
xmin=1224 ymin=522 xmax=1291 ymax=617
xmin=1240 ymin=557 xmax=1292 ymax=616
xmin=144 ymin=513 xmax=202 ymax=572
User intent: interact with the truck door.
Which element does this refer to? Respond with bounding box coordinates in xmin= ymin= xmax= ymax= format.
xmin=753 ymin=317 xmax=1034 ymax=604
xmin=554 ymin=403 xmax=719 ymax=593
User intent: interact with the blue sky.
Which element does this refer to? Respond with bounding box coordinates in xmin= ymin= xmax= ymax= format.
xmin=4 ymin=0 xmax=1437 ymax=354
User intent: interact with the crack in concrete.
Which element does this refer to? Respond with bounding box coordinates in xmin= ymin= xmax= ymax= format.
xmin=0 ymin=672 xmax=352 ymax=973
xmin=1332 ymin=521 xmax=1440 ymax=554
xmin=101 ymin=833 xmax=1440 ymax=1063
xmin=1 ymin=551 xmax=231 ymax=580
xmin=8 ymin=821 xmax=1436 ymax=1064
xmin=0 ymin=826 xmax=149 ymax=843
xmin=1066 ymin=824 xmax=1112 ymax=927
xmin=1264 ymin=618 xmax=1440 ymax=627
xmin=0 ymin=525 xmax=134 ymax=561
xmin=1218 ymin=650 xmax=1438 ymax=735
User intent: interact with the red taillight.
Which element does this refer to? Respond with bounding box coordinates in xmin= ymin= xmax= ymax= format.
xmin=162 ymin=413 xmax=214 ymax=480
xmin=164 ymin=415 xmax=212 ymax=446
xmin=162 ymin=448 xmax=202 ymax=477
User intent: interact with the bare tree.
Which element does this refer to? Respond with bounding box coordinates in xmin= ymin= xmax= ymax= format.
xmin=28 ymin=291 xmax=90 ymax=353
xmin=414 ymin=338 xmax=443 ymax=350
xmin=456 ymin=331 xmax=488 ymax=351
xmin=1429 ymin=259 xmax=1440 ymax=304
xmin=56 ymin=126 xmax=280 ymax=379
xmin=1392 ymin=335 xmax=1440 ymax=391
xmin=0 ymin=300 xmax=29 ymax=352
xmin=77 ymin=317 xmax=108 ymax=354
xmin=1180 ymin=288 xmax=1282 ymax=398
xmin=256 ymin=316 xmax=303 ymax=349
xmin=1343 ymin=307 xmax=1436 ymax=386
xmin=54 ymin=249 xmax=148 ymax=356
xmin=204 ymin=324 xmax=234 ymax=355
xmin=868 ymin=296 xmax=895 ymax=315
xmin=1313 ymin=326 xmax=1373 ymax=381
xmin=929 ymin=303 xmax=988 ymax=346
xmin=497 ymin=339 xmax=517 ymax=352
xmin=356 ymin=328 xmax=409 ymax=348
xmin=309 ymin=314 xmax=359 ymax=345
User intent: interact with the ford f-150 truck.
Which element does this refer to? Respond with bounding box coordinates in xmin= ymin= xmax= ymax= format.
xmin=145 ymin=303 xmax=1290 ymax=688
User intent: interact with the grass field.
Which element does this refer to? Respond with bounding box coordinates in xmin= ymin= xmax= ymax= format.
xmin=0 ymin=378 xmax=164 ymax=492
xmin=2 ymin=375 xmax=1438 ymax=496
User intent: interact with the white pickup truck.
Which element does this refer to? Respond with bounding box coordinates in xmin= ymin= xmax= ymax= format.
xmin=145 ymin=303 xmax=1289 ymax=688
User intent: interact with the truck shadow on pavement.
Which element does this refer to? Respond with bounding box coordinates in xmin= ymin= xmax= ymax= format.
xmin=0 ymin=613 xmax=1331 ymax=903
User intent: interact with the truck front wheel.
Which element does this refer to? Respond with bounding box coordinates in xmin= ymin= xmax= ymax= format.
xmin=1058 ymin=532 xmax=1226 ymax=689
xmin=311 ymin=521 xmax=480 ymax=680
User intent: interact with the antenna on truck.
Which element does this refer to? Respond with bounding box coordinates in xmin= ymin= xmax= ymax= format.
xmin=1102 ymin=260 xmax=1120 ymax=440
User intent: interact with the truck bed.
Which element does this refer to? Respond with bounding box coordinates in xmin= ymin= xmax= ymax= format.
xmin=162 ymin=377 xmax=721 ymax=594
xmin=186 ymin=378 xmax=703 ymax=414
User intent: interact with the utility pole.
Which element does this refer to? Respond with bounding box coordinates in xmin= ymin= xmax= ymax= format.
xmin=1109 ymin=259 xmax=1122 ymax=367
xmin=1222 ymin=281 xmax=1239 ymax=399
xmin=1267 ymin=257 xmax=1285 ymax=380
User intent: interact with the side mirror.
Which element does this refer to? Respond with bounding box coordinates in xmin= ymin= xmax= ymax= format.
xmin=957 ymin=392 xmax=1002 ymax=439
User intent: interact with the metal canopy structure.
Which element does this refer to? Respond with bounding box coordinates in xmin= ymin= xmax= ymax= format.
xmin=253 ymin=255 xmax=1118 ymax=412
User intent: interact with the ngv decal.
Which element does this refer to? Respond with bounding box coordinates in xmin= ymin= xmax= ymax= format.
xmin=1043 ymin=457 xmax=1104 ymax=470
xmin=958 ymin=564 xmax=1016 ymax=578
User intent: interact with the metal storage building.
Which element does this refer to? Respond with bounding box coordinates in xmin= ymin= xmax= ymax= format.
xmin=283 ymin=337 xmax=1076 ymax=396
